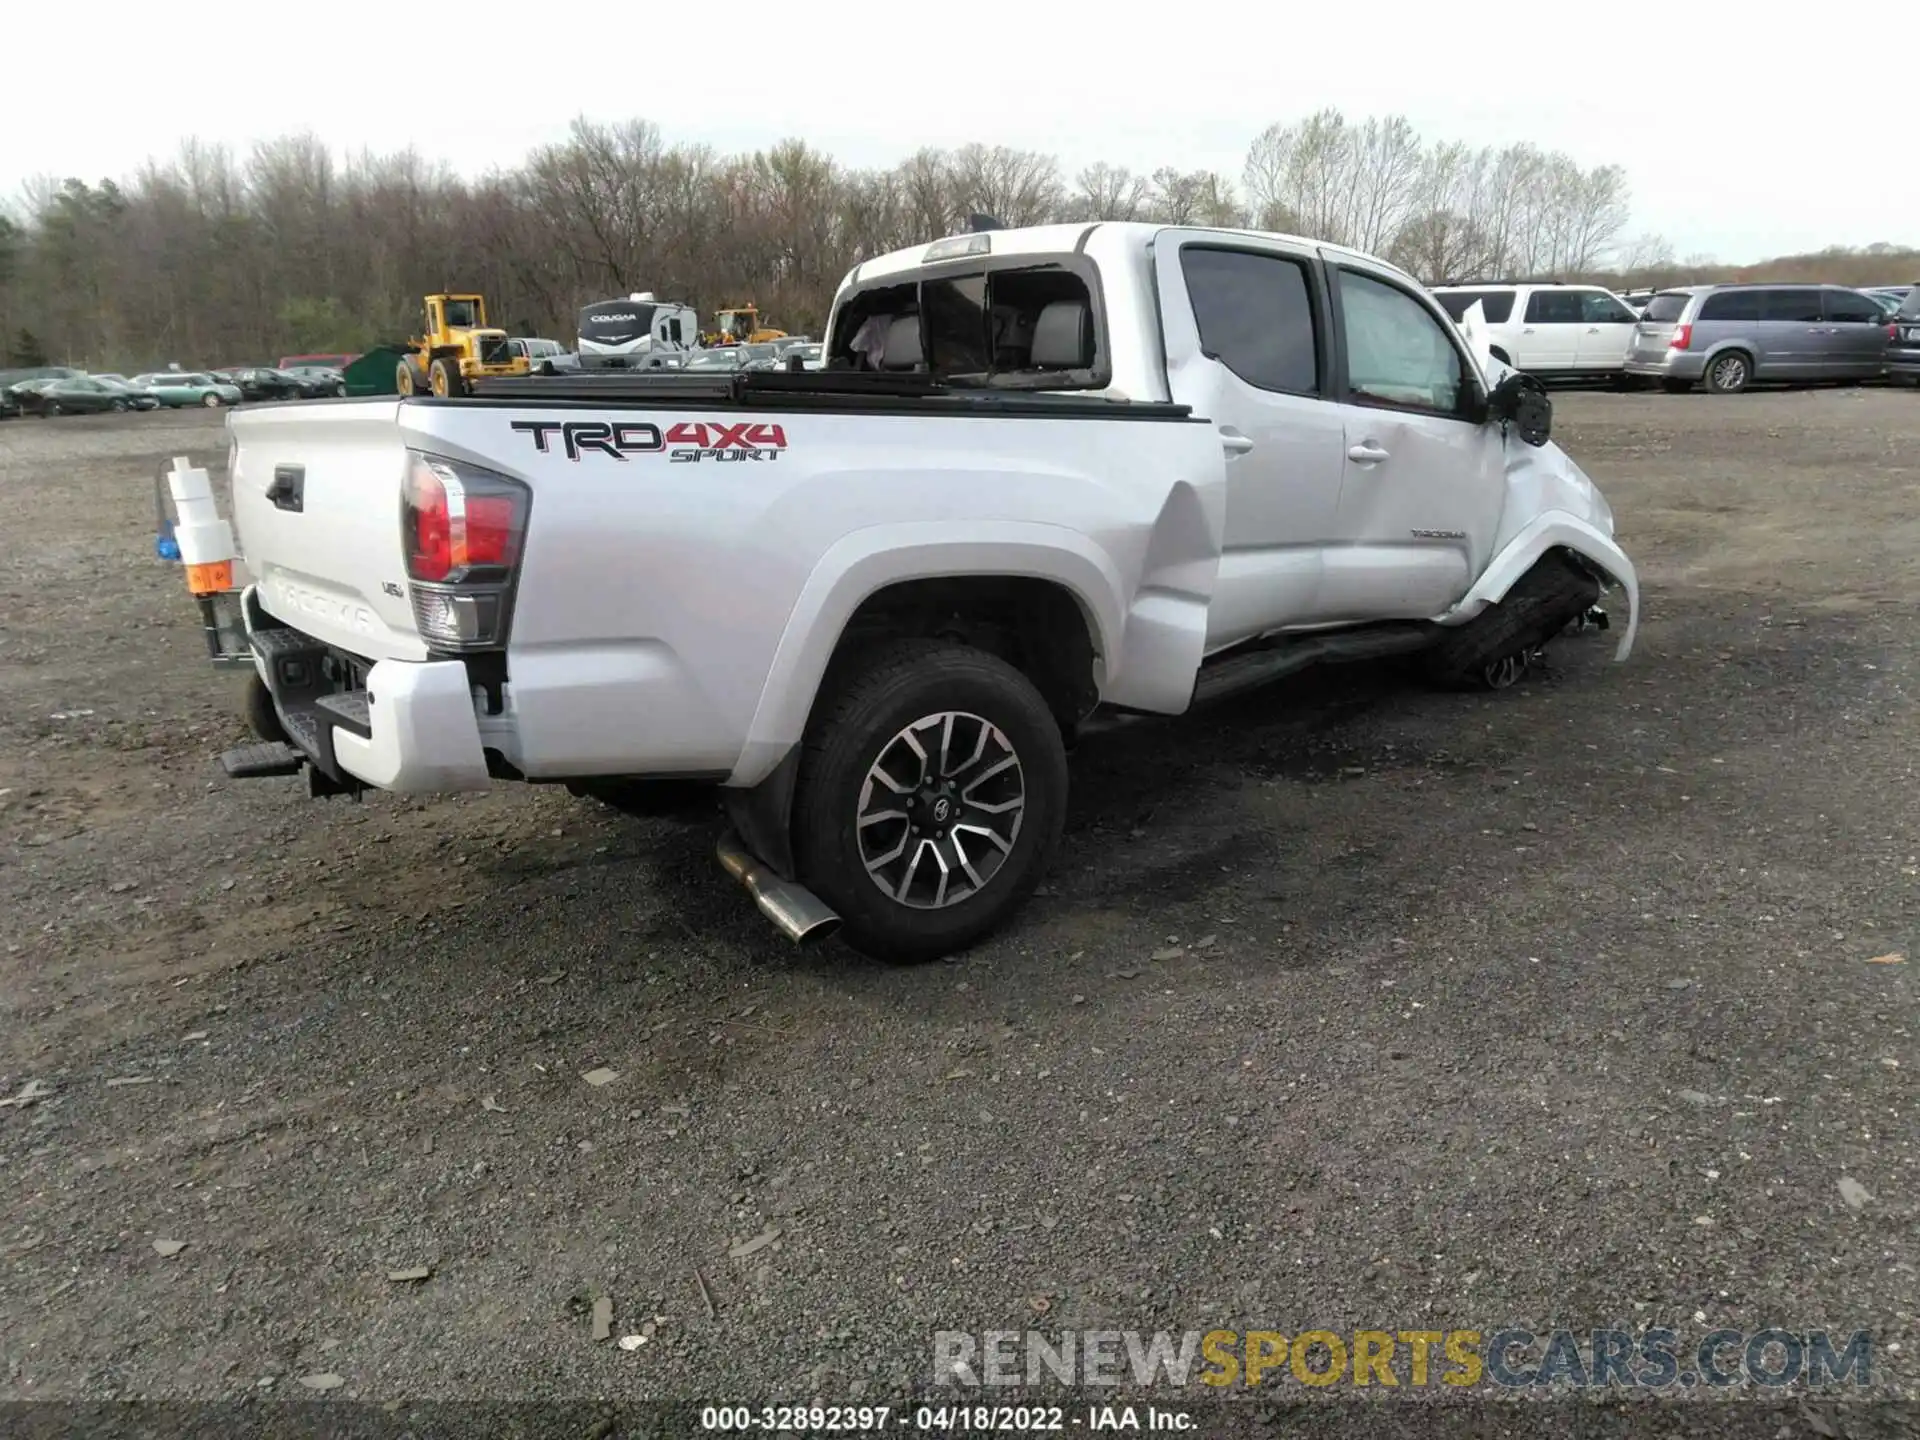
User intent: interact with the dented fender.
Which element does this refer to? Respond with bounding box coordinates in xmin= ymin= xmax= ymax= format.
xmin=1440 ymin=510 xmax=1640 ymax=662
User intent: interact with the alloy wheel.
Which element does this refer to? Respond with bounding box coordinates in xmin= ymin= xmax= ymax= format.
xmin=856 ymin=711 xmax=1026 ymax=910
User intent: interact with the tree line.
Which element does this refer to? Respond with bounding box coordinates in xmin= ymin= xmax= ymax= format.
xmin=0 ymin=108 xmax=1904 ymax=372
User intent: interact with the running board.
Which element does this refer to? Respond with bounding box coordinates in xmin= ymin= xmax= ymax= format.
xmin=1190 ymin=625 xmax=1435 ymax=708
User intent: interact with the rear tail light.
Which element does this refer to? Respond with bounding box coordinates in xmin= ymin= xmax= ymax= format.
xmin=401 ymin=451 xmax=530 ymax=651
xmin=1669 ymin=324 xmax=1693 ymax=351
xmin=1890 ymin=323 xmax=1900 ymax=341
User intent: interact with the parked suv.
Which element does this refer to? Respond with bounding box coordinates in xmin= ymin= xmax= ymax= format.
xmin=1889 ymin=289 xmax=1920 ymax=386
xmin=1429 ymin=282 xmax=1640 ymax=382
xmin=1625 ymin=284 xmax=1893 ymax=394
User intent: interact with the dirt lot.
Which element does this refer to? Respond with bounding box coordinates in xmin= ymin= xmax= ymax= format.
xmin=2 ymin=391 xmax=1917 ymax=1428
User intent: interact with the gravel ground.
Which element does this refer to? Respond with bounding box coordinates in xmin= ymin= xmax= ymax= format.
xmin=2 ymin=392 xmax=1917 ymax=1434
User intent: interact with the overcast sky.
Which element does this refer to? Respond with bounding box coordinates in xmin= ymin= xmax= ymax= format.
xmin=7 ymin=3 xmax=1912 ymax=265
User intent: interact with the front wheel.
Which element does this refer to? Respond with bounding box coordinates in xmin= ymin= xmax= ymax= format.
xmin=428 ymin=357 xmax=464 ymax=398
xmin=201 ymin=391 xmax=223 ymax=408
xmin=792 ymin=639 xmax=1069 ymax=963
xmin=111 ymin=399 xmax=129 ymax=412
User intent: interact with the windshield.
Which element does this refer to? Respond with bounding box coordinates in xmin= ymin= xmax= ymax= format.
xmin=687 ymin=351 xmax=742 ymax=369
xmin=1640 ymin=292 xmax=1692 ymax=323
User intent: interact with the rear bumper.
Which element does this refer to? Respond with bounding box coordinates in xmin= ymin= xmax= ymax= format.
xmin=243 ymin=590 xmax=491 ymax=794
xmin=1624 ymin=352 xmax=1707 ymax=380
xmin=1887 ymin=346 xmax=1920 ymax=379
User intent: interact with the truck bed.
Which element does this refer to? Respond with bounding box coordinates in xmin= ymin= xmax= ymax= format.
xmin=469 ymin=367 xmax=1197 ymax=421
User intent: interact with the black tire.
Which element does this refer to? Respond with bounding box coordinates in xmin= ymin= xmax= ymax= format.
xmin=1704 ymin=350 xmax=1752 ymax=395
xmin=1422 ymin=551 xmax=1602 ymax=692
xmin=792 ymin=638 xmax=1068 ymax=963
xmin=1661 ymin=379 xmax=1693 ymax=395
xmin=110 ymin=398 xmax=129 ymax=412
xmin=429 ymin=356 xmax=464 ymax=398
xmin=243 ymin=674 xmax=288 ymax=744
xmin=44 ymin=401 xmax=62 ymax=417
xmin=395 ymin=361 xmax=416 ymax=396
xmin=201 ymin=391 xmax=223 ymax=407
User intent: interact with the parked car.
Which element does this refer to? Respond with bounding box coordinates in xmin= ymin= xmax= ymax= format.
xmin=1623 ymin=284 xmax=1893 ymax=394
xmin=131 ymin=372 xmax=245 ymax=408
xmin=213 ymin=367 xmax=305 ymax=402
xmin=15 ymin=374 xmax=159 ymax=416
xmin=0 ymin=365 xmax=86 ymax=393
xmin=1429 ymin=282 xmax=1641 ymax=381
xmin=507 ymin=338 xmax=567 ymax=367
xmin=683 ymin=347 xmax=748 ymax=371
xmin=1887 ymin=289 xmax=1920 ymax=386
xmin=204 ymin=219 xmax=1637 ymax=963
xmin=738 ymin=342 xmax=785 ymax=371
xmin=279 ymin=364 xmax=349 ymax=397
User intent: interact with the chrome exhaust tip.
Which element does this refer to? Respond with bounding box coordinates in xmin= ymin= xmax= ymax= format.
xmin=715 ymin=830 xmax=841 ymax=945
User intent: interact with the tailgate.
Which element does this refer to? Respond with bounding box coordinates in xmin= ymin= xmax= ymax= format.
xmin=228 ymin=401 xmax=428 ymax=661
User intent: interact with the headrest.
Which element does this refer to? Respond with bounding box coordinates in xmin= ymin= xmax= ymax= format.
xmin=882 ymin=314 xmax=923 ymax=370
xmin=1030 ymin=300 xmax=1092 ymax=369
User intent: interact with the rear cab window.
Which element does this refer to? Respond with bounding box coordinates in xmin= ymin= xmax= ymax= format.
xmin=827 ymin=250 xmax=1105 ymax=390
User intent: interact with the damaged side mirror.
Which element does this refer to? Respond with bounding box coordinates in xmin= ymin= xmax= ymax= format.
xmin=1487 ymin=371 xmax=1553 ymax=447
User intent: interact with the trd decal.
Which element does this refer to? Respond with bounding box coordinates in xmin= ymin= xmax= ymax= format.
xmin=665 ymin=421 xmax=788 ymax=464
xmin=510 ymin=420 xmax=665 ymax=460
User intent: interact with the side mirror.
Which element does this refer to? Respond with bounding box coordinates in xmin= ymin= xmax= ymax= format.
xmin=1487 ymin=371 xmax=1553 ymax=447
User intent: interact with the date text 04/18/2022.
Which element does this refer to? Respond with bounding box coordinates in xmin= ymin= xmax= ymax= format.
xmin=698 ymin=1403 xmax=1194 ymax=1431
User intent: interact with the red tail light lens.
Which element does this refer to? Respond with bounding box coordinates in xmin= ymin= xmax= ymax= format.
xmin=1669 ymin=324 xmax=1693 ymax=351
xmin=401 ymin=451 xmax=531 ymax=651
xmin=403 ymin=453 xmax=527 ymax=582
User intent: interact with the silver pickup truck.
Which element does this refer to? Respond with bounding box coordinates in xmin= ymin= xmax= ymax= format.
xmin=203 ymin=220 xmax=1638 ymax=962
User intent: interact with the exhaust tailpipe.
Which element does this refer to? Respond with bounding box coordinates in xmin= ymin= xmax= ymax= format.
xmin=715 ymin=830 xmax=841 ymax=945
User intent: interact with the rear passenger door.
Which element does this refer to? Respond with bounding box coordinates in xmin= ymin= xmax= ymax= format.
xmin=1155 ymin=232 xmax=1351 ymax=650
xmin=1756 ymin=288 xmax=1828 ymax=377
xmin=1517 ymin=290 xmax=1583 ymax=372
xmin=1822 ymin=288 xmax=1892 ymax=377
xmin=1321 ymin=260 xmax=1509 ymax=623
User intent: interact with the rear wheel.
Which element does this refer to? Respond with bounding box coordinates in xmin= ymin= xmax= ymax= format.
xmin=1422 ymin=551 xmax=1603 ymax=692
xmin=428 ymin=357 xmax=464 ymax=398
xmin=395 ymin=361 xmax=416 ymax=396
xmin=1704 ymin=350 xmax=1752 ymax=394
xmin=110 ymin=399 xmax=129 ymax=412
xmin=792 ymin=639 xmax=1068 ymax=963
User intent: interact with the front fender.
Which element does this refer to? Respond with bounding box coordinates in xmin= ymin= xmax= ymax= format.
xmin=727 ymin=522 xmax=1130 ymax=788
xmin=1440 ymin=511 xmax=1640 ymax=662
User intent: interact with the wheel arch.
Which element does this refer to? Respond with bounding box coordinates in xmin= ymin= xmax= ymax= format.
xmin=728 ymin=525 xmax=1128 ymax=794
xmin=1440 ymin=511 xmax=1639 ymax=662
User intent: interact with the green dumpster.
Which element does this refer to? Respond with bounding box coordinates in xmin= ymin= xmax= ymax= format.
xmin=342 ymin=345 xmax=410 ymax=397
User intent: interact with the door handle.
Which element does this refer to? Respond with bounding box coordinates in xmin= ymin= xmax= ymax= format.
xmin=1347 ymin=442 xmax=1390 ymax=465
xmin=1219 ymin=426 xmax=1254 ymax=456
xmin=1522 ymin=327 xmax=1537 ymax=334
xmin=1586 ymin=326 xmax=1601 ymax=333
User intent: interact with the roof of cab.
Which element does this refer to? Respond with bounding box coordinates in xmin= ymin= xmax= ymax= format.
xmin=841 ymin=220 xmax=1418 ymax=291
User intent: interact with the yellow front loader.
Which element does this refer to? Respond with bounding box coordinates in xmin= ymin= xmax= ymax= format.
xmin=395 ymin=294 xmax=530 ymax=398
